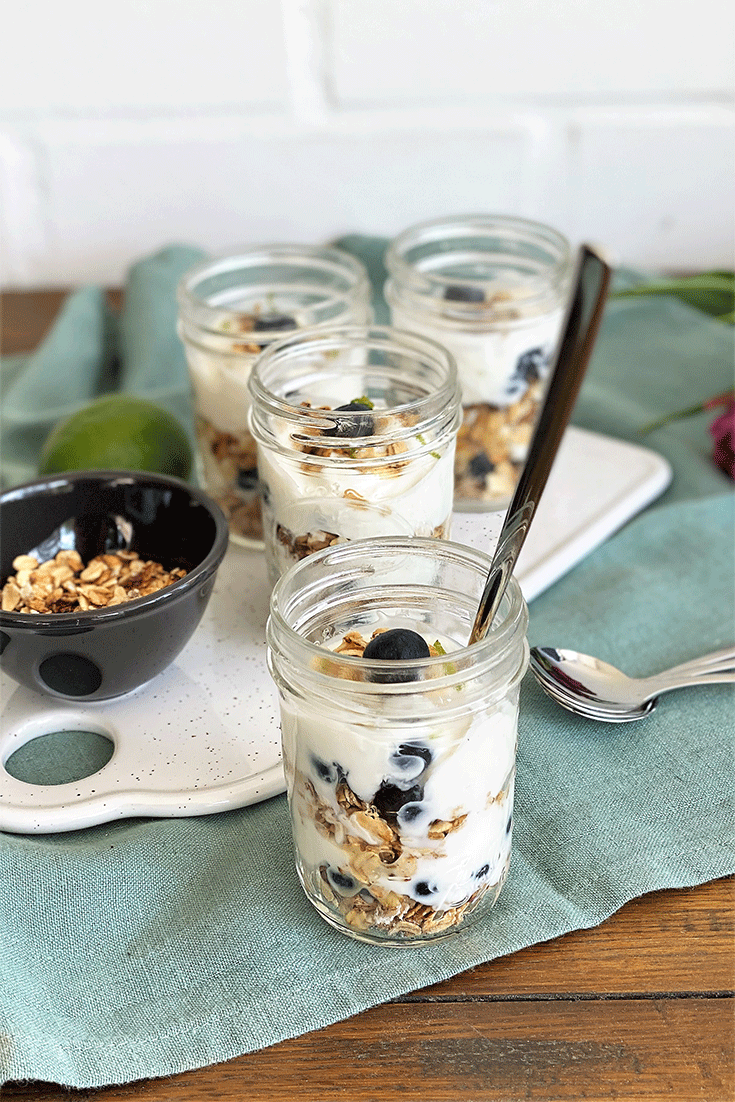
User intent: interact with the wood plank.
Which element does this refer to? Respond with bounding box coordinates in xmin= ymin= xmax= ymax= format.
xmin=4 ymin=998 xmax=732 ymax=1101
xmin=422 ymin=876 xmax=735 ymax=999
xmin=1 ymin=290 xmax=122 ymax=355
xmin=3 ymin=879 xmax=732 ymax=1100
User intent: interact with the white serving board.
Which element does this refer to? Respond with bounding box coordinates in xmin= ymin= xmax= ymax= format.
xmin=453 ymin=425 xmax=673 ymax=602
xmin=0 ymin=427 xmax=671 ymax=834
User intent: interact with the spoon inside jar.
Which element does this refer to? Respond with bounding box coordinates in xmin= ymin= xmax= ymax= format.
xmin=469 ymin=243 xmax=613 ymax=645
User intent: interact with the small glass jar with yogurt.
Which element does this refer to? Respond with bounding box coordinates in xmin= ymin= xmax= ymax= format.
xmin=385 ymin=215 xmax=571 ymax=512
xmin=267 ymin=535 xmax=529 ymax=946
xmin=177 ymin=245 xmax=372 ymax=548
xmin=248 ymin=326 xmax=461 ymax=585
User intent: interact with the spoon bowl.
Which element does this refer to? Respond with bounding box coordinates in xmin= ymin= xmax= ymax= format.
xmin=530 ymin=645 xmax=735 ymax=722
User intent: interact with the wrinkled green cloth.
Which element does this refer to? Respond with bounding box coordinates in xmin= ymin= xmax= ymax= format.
xmin=0 ymin=240 xmax=733 ymax=1089
xmin=1 ymin=245 xmax=204 ymax=488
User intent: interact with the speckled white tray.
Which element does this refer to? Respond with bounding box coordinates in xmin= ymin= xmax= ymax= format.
xmin=0 ymin=427 xmax=671 ymax=834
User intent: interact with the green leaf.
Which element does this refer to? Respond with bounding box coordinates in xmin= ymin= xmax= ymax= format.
xmin=612 ymin=271 xmax=735 ymax=323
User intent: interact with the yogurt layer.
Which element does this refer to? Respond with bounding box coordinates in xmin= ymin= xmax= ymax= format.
xmin=391 ymin=303 xmax=562 ymax=407
xmin=182 ymin=311 xmax=308 ymax=546
xmin=390 ymin=302 xmax=562 ymax=508
xmin=258 ymin=411 xmax=455 ymax=582
xmin=280 ymin=623 xmax=518 ymax=942
xmin=187 ymin=343 xmax=259 ymax=438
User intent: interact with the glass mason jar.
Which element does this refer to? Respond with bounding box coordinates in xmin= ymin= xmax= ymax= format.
xmin=267 ymin=535 xmax=529 ymax=946
xmin=248 ymin=325 xmax=461 ymax=585
xmin=177 ymin=245 xmax=372 ymax=548
xmin=385 ymin=215 xmax=572 ymax=512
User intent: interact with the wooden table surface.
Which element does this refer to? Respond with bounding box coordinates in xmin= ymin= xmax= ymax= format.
xmin=2 ymin=290 xmax=734 ymax=1102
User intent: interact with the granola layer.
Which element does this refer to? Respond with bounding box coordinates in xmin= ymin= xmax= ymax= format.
xmin=258 ymin=401 xmax=456 ymax=581
xmin=273 ymin=514 xmax=452 ymax=569
xmin=454 ymin=383 xmax=543 ymax=506
xmin=195 ymin=416 xmax=262 ymax=542
xmin=282 ymin=627 xmax=516 ymax=943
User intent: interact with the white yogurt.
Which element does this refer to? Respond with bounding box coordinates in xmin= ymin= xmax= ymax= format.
xmin=390 ymin=303 xmax=562 ymax=407
xmin=257 ymin=417 xmax=455 ymax=581
xmin=186 ymin=343 xmax=259 ymax=438
xmin=248 ymin=327 xmax=461 ymax=582
xmin=279 ymin=623 xmax=517 ymax=935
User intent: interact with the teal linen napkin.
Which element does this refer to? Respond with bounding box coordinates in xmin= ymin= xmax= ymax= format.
xmin=0 ymin=245 xmax=204 ymax=488
xmin=0 ymin=288 xmax=118 ymax=488
xmin=1 ymin=239 xmax=733 ymax=1089
xmin=117 ymin=244 xmax=206 ymax=438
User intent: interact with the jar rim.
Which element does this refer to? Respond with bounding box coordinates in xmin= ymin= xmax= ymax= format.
xmin=267 ymin=536 xmax=529 ymax=699
xmin=177 ymin=243 xmax=372 ymax=337
xmin=248 ymin=324 xmax=462 ymax=450
xmin=384 ymin=213 xmax=572 ymax=325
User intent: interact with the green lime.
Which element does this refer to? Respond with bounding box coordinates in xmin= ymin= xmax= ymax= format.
xmin=38 ymin=395 xmax=193 ymax=480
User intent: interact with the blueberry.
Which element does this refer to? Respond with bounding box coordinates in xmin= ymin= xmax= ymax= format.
xmin=363 ymin=628 xmax=430 ymax=684
xmin=390 ymin=743 xmax=432 ymax=780
xmin=396 ymin=802 xmax=425 ymax=824
xmin=414 ymin=880 xmax=437 ymax=898
xmin=326 ymin=867 xmax=359 ymax=896
xmin=373 ymin=781 xmax=423 ymax=820
xmin=501 ymin=376 xmax=529 ymax=403
xmin=468 ymin=451 xmax=495 ymax=478
xmin=514 ymin=346 xmax=547 ymax=383
xmin=506 ymin=813 xmax=513 ymax=835
xmin=474 ymin=863 xmax=490 ymax=879
xmin=252 ymin=313 xmax=297 ymax=332
xmin=311 ymin=755 xmax=341 ymax=784
xmin=322 ymin=400 xmax=374 ymax=440
xmin=236 ymin=466 xmax=259 ymax=492
xmin=443 ymin=284 xmax=485 ymax=304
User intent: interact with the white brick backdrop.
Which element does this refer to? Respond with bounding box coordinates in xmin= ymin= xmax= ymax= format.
xmin=1 ymin=0 xmax=733 ymax=288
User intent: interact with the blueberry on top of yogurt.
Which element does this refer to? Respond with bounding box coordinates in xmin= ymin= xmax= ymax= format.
xmin=443 ymin=284 xmax=485 ymax=304
xmin=396 ymin=802 xmax=426 ymax=826
xmin=323 ymin=400 xmax=374 ymax=440
xmin=363 ymin=628 xmax=431 ymax=684
xmin=252 ymin=313 xmax=298 ymax=332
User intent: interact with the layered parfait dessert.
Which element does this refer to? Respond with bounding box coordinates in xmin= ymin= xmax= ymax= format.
xmin=177 ymin=246 xmax=372 ymax=546
xmin=248 ymin=326 xmax=461 ymax=584
xmin=267 ymin=537 xmax=529 ymax=945
xmin=385 ymin=215 xmax=571 ymax=510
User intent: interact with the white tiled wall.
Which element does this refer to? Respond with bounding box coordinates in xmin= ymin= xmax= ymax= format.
xmin=1 ymin=0 xmax=733 ymax=288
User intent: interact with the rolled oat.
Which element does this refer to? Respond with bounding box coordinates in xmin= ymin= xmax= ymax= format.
xmin=2 ymin=550 xmax=186 ymax=615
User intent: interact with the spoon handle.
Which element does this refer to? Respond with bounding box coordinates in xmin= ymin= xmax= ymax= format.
xmin=655 ymin=645 xmax=735 ymax=678
xmin=469 ymin=244 xmax=613 ymax=644
xmin=643 ymin=647 xmax=735 ymax=695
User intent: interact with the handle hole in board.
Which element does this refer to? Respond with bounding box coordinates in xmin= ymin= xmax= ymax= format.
xmin=4 ymin=730 xmax=114 ymax=786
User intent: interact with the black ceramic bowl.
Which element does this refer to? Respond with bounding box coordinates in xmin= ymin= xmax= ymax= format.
xmin=0 ymin=470 xmax=229 ymax=701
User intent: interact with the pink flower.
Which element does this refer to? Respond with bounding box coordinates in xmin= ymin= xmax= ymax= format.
xmin=642 ymin=388 xmax=735 ymax=481
xmin=708 ymin=396 xmax=735 ymax=481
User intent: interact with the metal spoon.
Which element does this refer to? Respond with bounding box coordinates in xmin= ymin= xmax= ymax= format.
xmin=529 ymin=645 xmax=735 ymax=723
xmin=469 ymin=244 xmax=613 ymax=644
